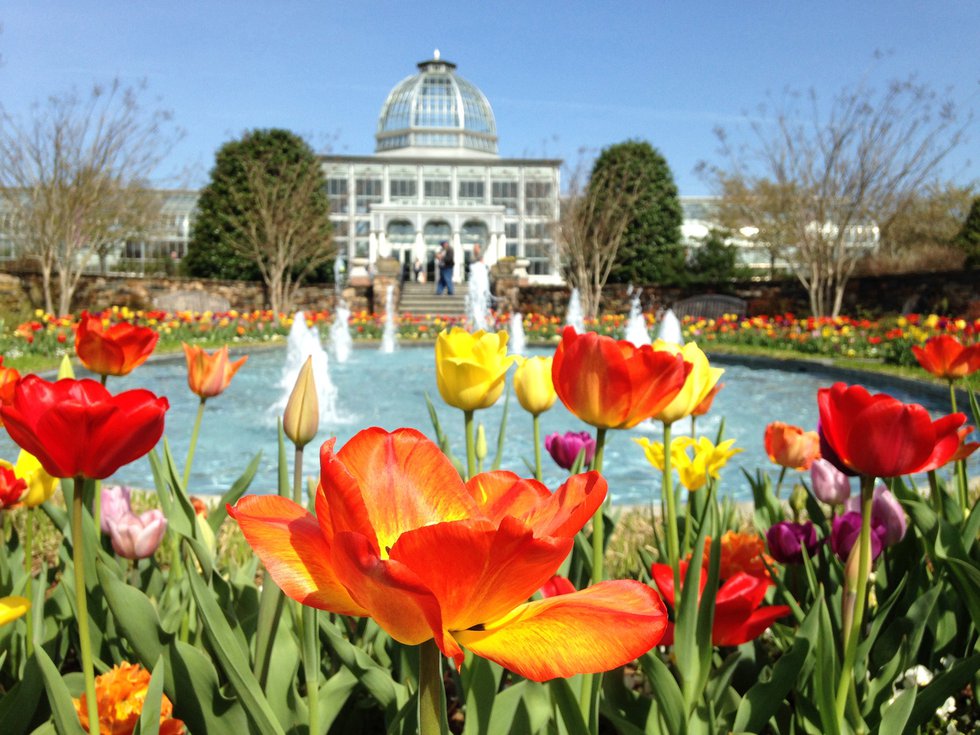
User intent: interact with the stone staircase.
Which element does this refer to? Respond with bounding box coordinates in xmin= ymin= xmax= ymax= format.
xmin=398 ymin=280 xmax=469 ymax=318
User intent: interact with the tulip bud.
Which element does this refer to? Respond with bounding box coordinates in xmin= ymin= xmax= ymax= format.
xmin=846 ymin=485 xmax=907 ymax=547
xmin=283 ymin=357 xmax=318 ymax=449
xmin=100 ymin=485 xmax=133 ymax=534
xmin=790 ymin=484 xmax=808 ymax=516
xmin=765 ymin=521 xmax=820 ymax=564
xmin=830 ymin=511 xmax=885 ymax=562
xmin=107 ymin=509 xmax=168 ymax=559
xmin=513 ymin=356 xmax=557 ymax=416
xmin=57 ymin=355 xmax=76 ymax=380
xmin=475 ymin=423 xmax=488 ymax=462
xmin=810 ymin=458 xmax=852 ymax=505
xmin=545 ymin=431 xmax=596 ymax=470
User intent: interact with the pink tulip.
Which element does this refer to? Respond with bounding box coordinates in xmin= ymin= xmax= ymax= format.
xmin=100 ymin=485 xmax=133 ymax=533
xmin=810 ymin=458 xmax=852 ymax=505
xmin=846 ymin=484 xmax=907 ymax=547
xmin=107 ymin=510 xmax=168 ymax=560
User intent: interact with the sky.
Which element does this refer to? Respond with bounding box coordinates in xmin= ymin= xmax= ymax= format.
xmin=2 ymin=1 xmax=978 ymax=195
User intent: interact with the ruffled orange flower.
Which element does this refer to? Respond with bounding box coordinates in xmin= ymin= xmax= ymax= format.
xmin=75 ymin=311 xmax=159 ymax=377
xmin=764 ymin=422 xmax=821 ymax=471
xmin=73 ymin=662 xmax=185 ymax=734
xmin=551 ymin=327 xmax=691 ymax=430
xmin=182 ymin=343 xmax=248 ymax=399
xmin=698 ymin=531 xmax=773 ymax=581
xmin=230 ymin=427 xmax=667 ymax=681
xmin=911 ymin=335 xmax=980 ymax=381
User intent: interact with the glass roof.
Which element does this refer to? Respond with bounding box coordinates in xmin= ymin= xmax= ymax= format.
xmin=376 ymin=55 xmax=498 ymax=156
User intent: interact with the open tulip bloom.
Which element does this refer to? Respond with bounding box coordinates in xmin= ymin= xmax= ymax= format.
xmin=230 ymin=427 xmax=667 ymax=682
xmin=74 ymin=310 xmax=159 ymax=378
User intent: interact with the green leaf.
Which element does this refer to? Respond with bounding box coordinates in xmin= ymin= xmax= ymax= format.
xmin=813 ymin=593 xmax=841 ymax=735
xmin=732 ymin=618 xmax=812 ymax=732
xmin=879 ymin=686 xmax=916 ymax=734
xmin=34 ymin=648 xmax=86 ymax=735
xmin=461 ymin=654 xmax=502 ymax=735
xmin=0 ymin=654 xmax=45 ymax=733
xmin=185 ymin=563 xmax=286 ymax=735
xmin=549 ymin=677 xmax=589 ymax=734
xmin=319 ymin=617 xmax=407 ymax=713
xmin=639 ymin=652 xmax=685 ymax=735
xmin=133 ymin=656 xmax=165 ymax=735
xmin=903 ymin=653 xmax=980 ymax=734
xmin=208 ymin=450 xmax=262 ymax=533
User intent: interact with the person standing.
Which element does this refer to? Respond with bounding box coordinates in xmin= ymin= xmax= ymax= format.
xmin=435 ymin=240 xmax=455 ymax=295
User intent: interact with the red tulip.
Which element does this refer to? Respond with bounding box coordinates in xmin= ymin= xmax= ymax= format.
xmin=182 ymin=343 xmax=248 ymax=399
xmin=551 ymin=327 xmax=691 ymax=430
xmin=911 ymin=335 xmax=980 ymax=381
xmin=949 ymin=426 xmax=980 ymax=464
xmin=652 ymin=562 xmax=791 ymax=646
xmin=230 ymin=427 xmax=667 ymax=681
xmin=0 ymin=466 xmax=27 ymax=508
xmin=75 ymin=311 xmax=159 ymax=377
xmin=0 ymin=357 xmax=20 ymax=408
xmin=764 ymin=422 xmax=821 ymax=470
xmin=817 ymin=382 xmax=964 ymax=479
xmin=0 ymin=376 xmax=169 ymax=480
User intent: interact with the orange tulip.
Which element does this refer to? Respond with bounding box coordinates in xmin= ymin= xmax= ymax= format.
xmin=0 ymin=357 xmax=20 ymax=407
xmin=551 ymin=327 xmax=691 ymax=430
xmin=911 ymin=335 xmax=980 ymax=381
xmin=182 ymin=343 xmax=248 ymax=399
xmin=230 ymin=427 xmax=667 ymax=681
xmin=74 ymin=662 xmax=185 ymax=735
xmin=75 ymin=311 xmax=159 ymax=377
xmin=764 ymin=421 xmax=821 ymax=470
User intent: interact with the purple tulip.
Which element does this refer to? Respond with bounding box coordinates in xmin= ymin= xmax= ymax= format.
xmin=544 ymin=431 xmax=596 ymax=470
xmin=107 ymin=509 xmax=168 ymax=560
xmin=766 ymin=521 xmax=821 ymax=564
xmin=846 ymin=485 xmax=907 ymax=547
xmin=100 ymin=485 xmax=133 ymax=533
xmin=810 ymin=458 xmax=852 ymax=505
xmin=830 ymin=511 xmax=886 ymax=562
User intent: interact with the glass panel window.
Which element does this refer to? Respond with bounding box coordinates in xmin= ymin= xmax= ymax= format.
xmin=327 ymin=178 xmax=349 ymax=214
xmin=504 ymin=222 xmax=519 ymax=239
xmin=424 ymin=180 xmax=451 ymax=199
xmin=525 ymin=181 xmax=553 ymax=217
xmin=458 ymin=180 xmax=485 ymax=202
xmin=525 ymin=222 xmax=549 ymax=240
xmin=355 ymin=220 xmax=371 ymax=236
xmin=355 ymin=178 xmax=382 ymax=214
xmin=492 ymin=181 xmax=519 ymax=214
xmin=389 ymin=178 xmax=417 ymax=201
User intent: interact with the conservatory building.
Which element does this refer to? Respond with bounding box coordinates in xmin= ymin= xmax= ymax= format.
xmin=322 ymin=52 xmax=562 ymax=284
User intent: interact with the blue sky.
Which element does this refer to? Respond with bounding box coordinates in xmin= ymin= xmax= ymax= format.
xmin=2 ymin=1 xmax=977 ymax=195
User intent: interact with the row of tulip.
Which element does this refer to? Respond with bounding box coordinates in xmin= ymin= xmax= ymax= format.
xmin=0 ymin=309 xmax=978 ymax=733
xmin=6 ymin=306 xmax=980 ymax=372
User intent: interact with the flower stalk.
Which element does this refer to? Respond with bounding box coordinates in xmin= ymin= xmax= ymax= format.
xmin=464 ymin=410 xmax=476 ymax=480
xmin=183 ymin=398 xmax=207 ymax=489
xmin=24 ymin=506 xmax=34 ymax=656
xmin=72 ymin=476 xmax=99 ymax=731
xmin=418 ymin=639 xmax=447 ymax=735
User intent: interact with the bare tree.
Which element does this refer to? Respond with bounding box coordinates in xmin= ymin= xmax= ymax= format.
xmin=187 ymin=129 xmax=334 ymax=317
xmin=703 ymin=77 xmax=971 ymax=316
xmin=0 ymin=80 xmax=180 ymax=314
xmin=557 ymin=154 xmax=644 ymax=318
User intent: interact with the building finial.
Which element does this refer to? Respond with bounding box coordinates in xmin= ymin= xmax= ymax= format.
xmin=433 ymin=48 xmax=440 ymax=60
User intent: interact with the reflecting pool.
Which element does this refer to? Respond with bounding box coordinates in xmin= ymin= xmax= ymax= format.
xmin=2 ymin=346 xmax=971 ymax=504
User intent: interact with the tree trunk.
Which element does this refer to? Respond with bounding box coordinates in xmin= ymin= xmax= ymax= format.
xmin=40 ymin=263 xmax=54 ymax=315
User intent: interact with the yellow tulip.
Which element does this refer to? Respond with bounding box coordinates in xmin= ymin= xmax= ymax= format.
xmin=513 ymin=356 xmax=557 ymax=416
xmin=283 ymin=356 xmax=319 ymax=449
xmin=0 ymin=595 xmax=29 ymax=626
xmin=435 ymin=328 xmax=516 ymax=411
xmin=650 ymin=341 xmax=724 ymax=425
xmin=14 ymin=450 xmax=59 ymax=507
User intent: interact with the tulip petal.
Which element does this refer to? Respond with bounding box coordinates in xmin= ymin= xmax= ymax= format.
xmin=228 ymin=495 xmax=367 ymax=615
xmin=330 ymin=428 xmax=479 ymax=552
xmin=330 ymin=530 xmax=446 ymax=648
xmin=0 ymin=595 xmax=30 ymax=626
xmin=714 ymin=604 xmax=791 ymax=646
xmin=519 ymin=471 xmax=608 ymax=538
xmin=455 ymin=581 xmax=668 ymax=681
xmin=388 ymin=516 xmax=572 ymax=632
xmin=465 ymin=471 xmax=550 ymax=521
xmin=845 ymin=399 xmax=934 ymax=478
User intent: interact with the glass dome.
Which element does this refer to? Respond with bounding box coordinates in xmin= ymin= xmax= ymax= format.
xmin=376 ymin=52 xmax=498 ymax=157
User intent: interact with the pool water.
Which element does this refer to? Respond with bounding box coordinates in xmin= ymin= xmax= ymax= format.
xmin=2 ymin=346 xmax=971 ymax=504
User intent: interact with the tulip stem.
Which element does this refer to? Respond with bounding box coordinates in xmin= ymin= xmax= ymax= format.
xmin=418 ymin=639 xmax=448 ymax=735
xmin=464 ymin=410 xmax=476 ymax=481
xmin=662 ymin=423 xmax=681 ymax=592
xmin=293 ymin=447 xmax=305 ymax=505
xmin=24 ymin=506 xmax=34 ymax=657
xmin=590 ymin=428 xmax=607 ymax=584
xmin=774 ymin=466 xmax=787 ymax=499
xmin=72 ymin=476 xmax=99 ymax=732
xmin=303 ymin=606 xmax=320 ymax=735
xmin=948 ymin=382 xmax=969 ymax=515
xmin=928 ymin=470 xmax=943 ymax=516
xmin=183 ymin=398 xmax=207 ymax=490
xmin=835 ymin=474 xmax=875 ymax=727
xmin=533 ymin=415 xmax=542 ymax=482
